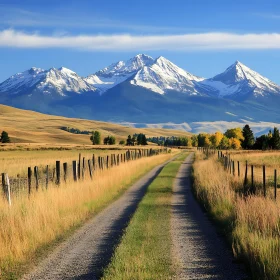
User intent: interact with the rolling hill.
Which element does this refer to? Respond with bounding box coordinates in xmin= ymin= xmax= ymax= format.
xmin=0 ymin=104 xmax=191 ymax=145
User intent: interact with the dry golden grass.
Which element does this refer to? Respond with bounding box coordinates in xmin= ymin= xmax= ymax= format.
xmin=193 ymin=153 xmax=280 ymax=279
xmin=0 ymin=149 xmax=121 ymax=177
xmin=0 ymin=152 xmax=177 ymax=279
xmin=0 ymin=104 xmax=191 ymax=145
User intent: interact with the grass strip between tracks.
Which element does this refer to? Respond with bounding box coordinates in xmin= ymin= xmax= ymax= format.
xmin=102 ymin=152 xmax=188 ymax=280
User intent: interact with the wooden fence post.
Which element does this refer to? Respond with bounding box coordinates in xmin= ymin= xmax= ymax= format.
xmin=92 ymin=154 xmax=96 ymax=170
xmin=238 ymin=161 xmax=240 ymax=177
xmin=82 ymin=157 xmax=85 ymax=179
xmin=251 ymin=165 xmax=255 ymax=194
xmin=46 ymin=165 xmax=49 ymax=189
xmin=232 ymin=161 xmax=235 ymax=176
xmin=274 ymin=169 xmax=277 ymax=200
xmin=28 ymin=167 xmax=32 ymax=196
xmin=34 ymin=166 xmax=39 ymax=191
xmin=2 ymin=173 xmax=11 ymax=206
xmin=63 ymin=162 xmax=68 ymax=182
xmin=243 ymin=161 xmax=248 ymax=195
xmin=78 ymin=153 xmax=81 ymax=179
xmin=73 ymin=161 xmax=77 ymax=182
xmin=56 ymin=161 xmax=61 ymax=185
xmin=263 ymin=165 xmax=266 ymax=198
xmin=88 ymin=160 xmax=93 ymax=179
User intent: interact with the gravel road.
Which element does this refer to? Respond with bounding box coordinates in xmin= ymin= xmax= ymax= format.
xmin=22 ymin=156 xmax=176 ymax=280
xmin=171 ymin=153 xmax=249 ymax=280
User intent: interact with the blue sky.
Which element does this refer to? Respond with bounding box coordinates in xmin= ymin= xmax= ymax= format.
xmin=0 ymin=0 xmax=280 ymax=82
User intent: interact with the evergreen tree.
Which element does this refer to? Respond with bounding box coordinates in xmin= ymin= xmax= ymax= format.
xmin=272 ymin=127 xmax=280 ymax=149
xmin=103 ymin=136 xmax=109 ymax=145
xmin=131 ymin=135 xmax=136 ymax=146
xmin=126 ymin=135 xmax=132 ymax=146
xmin=137 ymin=133 xmax=148 ymax=145
xmin=90 ymin=131 xmax=101 ymax=145
xmin=108 ymin=136 xmax=116 ymax=145
xmin=254 ymin=135 xmax=269 ymax=150
xmin=1 ymin=131 xmax=10 ymax=143
xmin=241 ymin=125 xmax=255 ymax=149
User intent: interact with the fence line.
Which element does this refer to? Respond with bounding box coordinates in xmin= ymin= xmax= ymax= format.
xmin=1 ymin=148 xmax=168 ymax=206
xmin=199 ymin=147 xmax=279 ymax=200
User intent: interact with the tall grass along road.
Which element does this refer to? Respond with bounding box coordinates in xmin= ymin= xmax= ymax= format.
xmin=171 ymin=153 xmax=249 ymax=279
xmin=21 ymin=154 xmax=178 ymax=280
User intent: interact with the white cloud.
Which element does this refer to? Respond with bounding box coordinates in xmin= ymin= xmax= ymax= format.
xmin=1 ymin=29 xmax=280 ymax=51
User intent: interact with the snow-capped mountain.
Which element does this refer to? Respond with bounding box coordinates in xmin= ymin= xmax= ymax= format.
xmin=1 ymin=54 xmax=280 ymax=125
xmin=130 ymin=56 xmax=203 ymax=95
xmin=0 ymin=67 xmax=97 ymax=98
xmin=85 ymin=54 xmax=154 ymax=92
xmin=199 ymin=61 xmax=280 ymax=98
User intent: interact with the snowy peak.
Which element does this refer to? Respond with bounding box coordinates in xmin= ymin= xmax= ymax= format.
xmin=39 ymin=67 xmax=96 ymax=95
xmin=0 ymin=66 xmax=97 ymax=97
xmin=95 ymin=54 xmax=154 ymax=78
xmin=130 ymin=56 xmax=203 ymax=95
xmin=0 ymin=67 xmax=47 ymax=94
xmin=85 ymin=54 xmax=155 ymax=92
xmin=208 ymin=61 xmax=280 ymax=97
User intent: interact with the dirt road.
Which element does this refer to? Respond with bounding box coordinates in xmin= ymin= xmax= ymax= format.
xmin=22 ymin=156 xmax=176 ymax=280
xmin=171 ymin=153 xmax=249 ymax=279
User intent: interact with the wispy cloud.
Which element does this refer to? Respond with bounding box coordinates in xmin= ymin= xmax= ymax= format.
xmin=253 ymin=12 xmax=280 ymax=20
xmin=0 ymin=6 xmax=190 ymax=33
xmin=1 ymin=29 xmax=280 ymax=51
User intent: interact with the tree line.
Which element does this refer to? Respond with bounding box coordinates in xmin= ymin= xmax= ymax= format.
xmin=147 ymin=124 xmax=280 ymax=150
xmin=61 ymin=126 xmax=91 ymax=135
xmin=196 ymin=124 xmax=280 ymax=150
xmin=90 ymin=131 xmax=148 ymax=146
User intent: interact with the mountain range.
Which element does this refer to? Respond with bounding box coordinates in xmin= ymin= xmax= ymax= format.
xmin=1 ymin=54 xmax=280 ymax=130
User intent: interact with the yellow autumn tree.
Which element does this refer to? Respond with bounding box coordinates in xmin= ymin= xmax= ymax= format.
xmin=225 ymin=127 xmax=244 ymax=141
xmin=204 ymin=135 xmax=211 ymax=147
xmin=210 ymin=131 xmax=224 ymax=148
xmin=229 ymin=137 xmax=241 ymax=149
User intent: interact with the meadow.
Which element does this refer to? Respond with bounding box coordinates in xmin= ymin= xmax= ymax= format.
xmin=193 ymin=150 xmax=280 ymax=280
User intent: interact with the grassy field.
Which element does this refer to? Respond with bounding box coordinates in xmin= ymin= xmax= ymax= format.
xmin=193 ymin=152 xmax=280 ymax=280
xmin=0 ymin=104 xmax=191 ymax=145
xmin=102 ymin=153 xmax=188 ymax=280
xmin=0 ymin=151 xmax=178 ymax=280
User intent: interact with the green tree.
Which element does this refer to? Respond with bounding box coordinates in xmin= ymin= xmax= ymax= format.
xmin=191 ymin=135 xmax=198 ymax=147
xmin=131 ymin=135 xmax=136 ymax=146
xmin=90 ymin=131 xmax=101 ymax=145
xmin=271 ymin=127 xmax=280 ymax=149
xmin=254 ymin=135 xmax=269 ymax=150
xmin=126 ymin=135 xmax=132 ymax=146
xmin=119 ymin=140 xmax=125 ymax=145
xmin=137 ymin=133 xmax=148 ymax=145
xmin=219 ymin=136 xmax=229 ymax=149
xmin=1 ymin=131 xmax=10 ymax=143
xmin=108 ymin=136 xmax=116 ymax=145
xmin=241 ymin=125 xmax=255 ymax=149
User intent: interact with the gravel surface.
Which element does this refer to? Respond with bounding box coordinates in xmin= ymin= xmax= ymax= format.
xmin=171 ymin=153 xmax=250 ymax=280
xmin=22 ymin=156 xmax=176 ymax=280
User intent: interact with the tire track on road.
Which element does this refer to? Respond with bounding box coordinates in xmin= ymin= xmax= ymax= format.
xmin=171 ymin=153 xmax=249 ymax=279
